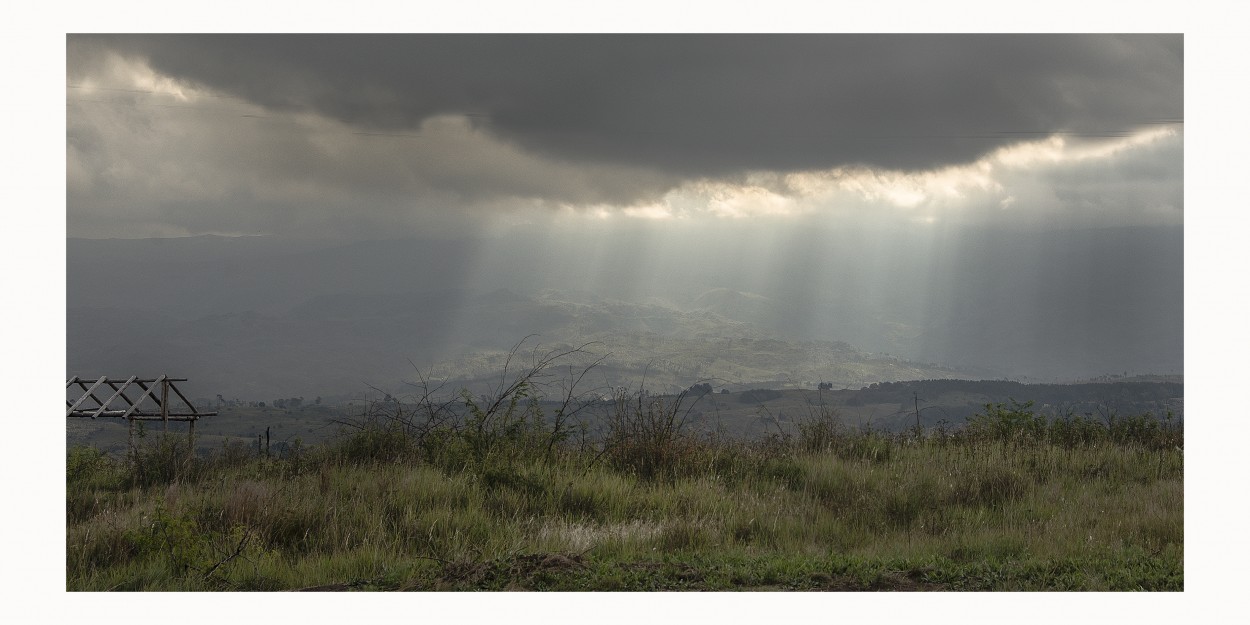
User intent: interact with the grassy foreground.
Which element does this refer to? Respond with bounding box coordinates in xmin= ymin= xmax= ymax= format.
xmin=67 ymin=355 xmax=1182 ymax=591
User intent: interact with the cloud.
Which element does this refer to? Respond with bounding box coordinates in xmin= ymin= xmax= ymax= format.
xmin=72 ymin=34 xmax=1182 ymax=176
xmin=66 ymin=35 xmax=1183 ymax=239
xmin=589 ymin=125 xmax=1182 ymax=228
xmin=67 ymin=50 xmax=683 ymax=237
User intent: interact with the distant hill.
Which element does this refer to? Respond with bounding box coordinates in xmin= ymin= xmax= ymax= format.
xmin=690 ymin=288 xmax=780 ymax=325
xmin=67 ymin=286 xmax=986 ymax=400
xmin=67 ymin=229 xmax=1182 ymax=397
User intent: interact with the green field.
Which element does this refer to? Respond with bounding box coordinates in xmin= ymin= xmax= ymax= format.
xmin=67 ymin=369 xmax=1182 ymax=591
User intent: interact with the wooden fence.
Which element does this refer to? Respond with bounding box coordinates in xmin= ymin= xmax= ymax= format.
xmin=67 ymin=375 xmax=217 ymax=451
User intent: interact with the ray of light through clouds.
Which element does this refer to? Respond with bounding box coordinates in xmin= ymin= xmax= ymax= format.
xmin=65 ymin=33 xmax=1184 ymax=382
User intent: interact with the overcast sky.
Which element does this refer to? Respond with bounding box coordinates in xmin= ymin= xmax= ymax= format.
xmin=66 ymin=34 xmax=1183 ymax=239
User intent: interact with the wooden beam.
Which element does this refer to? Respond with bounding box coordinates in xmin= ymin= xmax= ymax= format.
xmin=119 ymin=375 xmax=167 ymax=421
xmin=166 ymin=381 xmax=203 ymax=417
xmin=66 ymin=376 xmax=108 ymax=417
xmin=106 ymin=380 xmax=140 ymax=417
xmin=89 ymin=375 xmax=138 ymax=419
xmin=68 ymin=411 xmax=215 ymax=420
xmin=161 ymin=378 xmax=169 ymax=432
xmin=76 ymin=378 xmax=113 ymax=411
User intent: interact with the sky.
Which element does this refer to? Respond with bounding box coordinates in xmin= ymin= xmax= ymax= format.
xmin=62 ymin=33 xmax=1187 ymax=384
xmin=66 ymin=34 xmax=1183 ymax=239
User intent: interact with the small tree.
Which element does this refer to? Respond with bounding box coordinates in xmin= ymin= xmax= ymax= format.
xmin=686 ymin=382 xmax=713 ymax=397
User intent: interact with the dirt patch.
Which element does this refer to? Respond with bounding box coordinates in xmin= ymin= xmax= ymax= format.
xmin=811 ymin=569 xmax=947 ymax=591
xmin=434 ymin=552 xmax=588 ymax=589
xmin=295 ymin=583 xmax=352 ymax=592
xmin=510 ymin=553 xmax=587 ymax=575
xmin=303 ymin=558 xmax=946 ymax=592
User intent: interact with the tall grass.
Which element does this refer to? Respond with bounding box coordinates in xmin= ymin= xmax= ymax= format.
xmin=67 ymin=352 xmax=1182 ymax=591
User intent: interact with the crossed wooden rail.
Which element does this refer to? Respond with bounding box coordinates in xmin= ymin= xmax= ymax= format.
xmin=67 ymin=376 xmax=217 ymax=449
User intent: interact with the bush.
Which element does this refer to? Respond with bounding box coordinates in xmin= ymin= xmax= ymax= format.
xmin=604 ymin=388 xmax=701 ymax=481
xmin=124 ymin=504 xmax=260 ymax=585
xmin=329 ymin=423 xmax=419 ymax=465
xmin=1042 ymin=410 xmax=1181 ymax=451
xmin=1047 ymin=413 xmax=1107 ymax=448
xmin=1108 ymin=412 xmax=1183 ymax=450
xmin=327 ymin=339 xmax=601 ymax=476
xmin=67 ymin=445 xmax=126 ymax=523
xmin=126 ymin=431 xmax=201 ymax=488
xmin=797 ymin=404 xmax=842 ymax=453
xmin=966 ymin=400 xmax=1046 ymax=444
xmin=67 ymin=445 xmax=118 ymax=486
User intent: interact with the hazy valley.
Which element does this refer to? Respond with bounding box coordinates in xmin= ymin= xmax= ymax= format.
xmin=67 ymin=226 xmax=1182 ymax=402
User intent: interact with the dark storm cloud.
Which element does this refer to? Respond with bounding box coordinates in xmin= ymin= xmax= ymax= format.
xmin=70 ymin=34 xmax=1182 ymax=177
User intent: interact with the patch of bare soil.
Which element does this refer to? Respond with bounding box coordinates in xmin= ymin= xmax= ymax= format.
xmin=809 ymin=569 xmax=946 ymax=591
xmin=295 ymin=583 xmax=351 ymax=592
xmin=434 ymin=552 xmax=588 ymax=590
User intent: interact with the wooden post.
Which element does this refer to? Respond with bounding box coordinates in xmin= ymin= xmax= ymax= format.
xmin=128 ymin=415 xmax=137 ymax=474
xmin=188 ymin=418 xmax=196 ymax=463
xmin=161 ymin=378 xmax=170 ymax=434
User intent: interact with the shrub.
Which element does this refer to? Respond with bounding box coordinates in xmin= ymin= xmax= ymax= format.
xmin=797 ymin=403 xmax=842 ymax=453
xmin=1043 ymin=410 xmax=1181 ymax=451
xmin=1108 ymin=412 xmax=1183 ymax=450
xmin=124 ymin=505 xmax=259 ymax=584
xmin=604 ymin=388 xmax=701 ymax=481
xmin=67 ymin=445 xmax=125 ymax=522
xmin=1047 ymin=413 xmax=1106 ymax=448
xmin=327 ymin=338 xmax=602 ymax=476
xmin=966 ymin=400 xmax=1046 ymax=444
xmin=126 ymin=432 xmax=201 ymax=488
xmin=67 ymin=445 xmax=119 ymax=487
xmin=329 ymin=422 xmax=419 ymax=465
